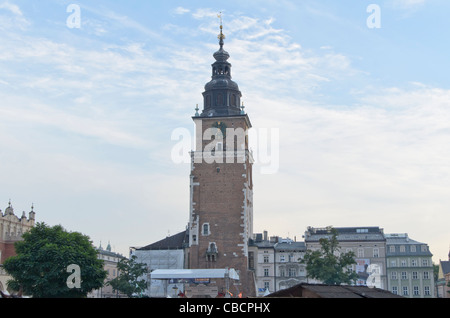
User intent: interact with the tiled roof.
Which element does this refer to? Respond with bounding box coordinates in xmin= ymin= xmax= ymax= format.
xmin=267 ymin=283 xmax=403 ymax=298
xmin=137 ymin=231 xmax=188 ymax=251
xmin=441 ymin=261 xmax=450 ymax=275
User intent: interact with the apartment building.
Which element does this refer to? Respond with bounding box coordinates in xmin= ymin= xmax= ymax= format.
xmin=385 ymin=233 xmax=434 ymax=298
xmin=304 ymin=226 xmax=387 ymax=289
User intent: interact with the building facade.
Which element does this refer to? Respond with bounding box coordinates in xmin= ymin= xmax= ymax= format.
xmin=0 ymin=201 xmax=36 ymax=293
xmin=304 ymin=227 xmax=387 ymax=289
xmin=89 ymin=242 xmax=127 ymax=298
xmin=186 ymin=22 xmax=256 ymax=297
xmin=385 ymin=233 xmax=434 ymax=298
xmin=131 ymin=231 xmax=188 ymax=297
xmin=249 ymin=231 xmax=307 ymax=296
xmin=436 ymin=252 xmax=450 ymax=298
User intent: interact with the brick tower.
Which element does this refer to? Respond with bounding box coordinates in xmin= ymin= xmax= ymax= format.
xmin=187 ymin=20 xmax=256 ymax=297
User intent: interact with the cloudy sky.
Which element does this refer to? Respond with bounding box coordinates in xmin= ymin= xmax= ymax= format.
xmin=0 ymin=0 xmax=449 ymax=263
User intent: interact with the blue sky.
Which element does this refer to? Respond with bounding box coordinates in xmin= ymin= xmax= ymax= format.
xmin=0 ymin=0 xmax=449 ymax=263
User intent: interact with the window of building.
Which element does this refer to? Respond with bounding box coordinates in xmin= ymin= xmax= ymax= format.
xmin=202 ymin=223 xmax=210 ymax=236
xmin=231 ymin=94 xmax=237 ymax=107
xmin=357 ymin=248 xmax=364 ymax=258
xmin=402 ymin=286 xmax=408 ymax=296
xmin=400 ymin=245 xmax=405 ymax=252
xmin=401 ymin=260 xmax=407 ymax=267
xmin=263 ymin=255 xmax=269 ymax=263
xmin=248 ymin=252 xmax=254 ymax=270
xmin=389 ymin=246 xmax=395 ymax=253
xmin=390 ymin=260 xmax=397 ymax=267
xmin=422 ymin=259 xmax=429 ymax=267
xmin=401 ymin=272 xmax=407 ymax=280
xmin=391 ymin=271 xmax=397 ymax=280
xmin=279 ymin=268 xmax=285 ymax=277
xmin=410 ymin=245 xmax=416 ymax=252
xmin=423 ymin=271 xmax=429 ymax=279
xmin=413 ymin=286 xmax=419 ymax=296
xmin=424 ymin=286 xmax=430 ymax=296
xmin=392 ymin=286 xmax=398 ymax=295
xmin=264 ymin=281 xmax=270 ymax=291
xmin=264 ymin=268 xmax=269 ymax=277
xmin=412 ymin=272 xmax=418 ymax=280
xmin=289 ymin=268 xmax=296 ymax=277
xmin=279 ymin=255 xmax=285 ymax=262
xmin=411 ymin=259 xmax=417 ymax=267
xmin=373 ymin=248 xmax=379 ymax=258
xmin=216 ymin=94 xmax=224 ymax=106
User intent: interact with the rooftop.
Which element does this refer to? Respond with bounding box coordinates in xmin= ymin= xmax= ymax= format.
xmin=136 ymin=230 xmax=188 ymax=251
xmin=267 ymin=283 xmax=403 ymax=298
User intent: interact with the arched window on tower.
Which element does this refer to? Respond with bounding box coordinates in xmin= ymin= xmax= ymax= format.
xmin=217 ymin=94 xmax=223 ymax=106
xmin=231 ymin=94 xmax=236 ymax=106
xmin=206 ymin=242 xmax=218 ymax=262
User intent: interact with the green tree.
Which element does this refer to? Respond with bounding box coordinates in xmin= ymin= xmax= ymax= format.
xmin=3 ymin=222 xmax=106 ymax=298
xmin=107 ymin=255 xmax=148 ymax=298
xmin=302 ymin=227 xmax=358 ymax=285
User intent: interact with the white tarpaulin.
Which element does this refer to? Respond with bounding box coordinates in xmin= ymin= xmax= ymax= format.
xmin=150 ymin=268 xmax=239 ymax=281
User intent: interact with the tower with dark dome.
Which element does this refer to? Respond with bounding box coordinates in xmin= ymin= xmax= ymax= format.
xmin=187 ymin=16 xmax=256 ymax=297
xmin=201 ymin=22 xmax=243 ymax=117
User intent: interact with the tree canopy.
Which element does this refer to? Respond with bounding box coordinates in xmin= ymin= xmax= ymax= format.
xmin=107 ymin=255 xmax=148 ymax=298
xmin=3 ymin=222 xmax=107 ymax=298
xmin=302 ymin=227 xmax=358 ymax=285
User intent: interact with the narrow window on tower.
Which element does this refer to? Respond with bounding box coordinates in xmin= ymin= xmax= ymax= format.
xmin=202 ymin=223 xmax=210 ymax=236
xmin=231 ymin=94 xmax=236 ymax=106
xmin=217 ymin=94 xmax=223 ymax=106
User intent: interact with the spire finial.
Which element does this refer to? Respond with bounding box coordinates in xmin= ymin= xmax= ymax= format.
xmin=217 ymin=12 xmax=225 ymax=48
xmin=195 ymin=104 xmax=199 ymax=117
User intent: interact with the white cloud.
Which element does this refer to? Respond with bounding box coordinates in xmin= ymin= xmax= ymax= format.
xmin=173 ymin=7 xmax=190 ymax=15
xmin=387 ymin=0 xmax=428 ymax=13
xmin=0 ymin=2 xmax=23 ymax=16
xmin=192 ymin=8 xmax=221 ymax=20
xmin=0 ymin=1 xmax=29 ymax=30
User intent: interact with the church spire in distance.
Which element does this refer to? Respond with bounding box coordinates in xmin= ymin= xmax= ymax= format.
xmin=199 ymin=12 xmax=243 ymax=118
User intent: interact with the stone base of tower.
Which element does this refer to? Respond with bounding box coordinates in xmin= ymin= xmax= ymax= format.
xmin=182 ymin=269 xmax=256 ymax=298
xmin=186 ymin=247 xmax=256 ymax=297
xmin=239 ymin=270 xmax=257 ymax=298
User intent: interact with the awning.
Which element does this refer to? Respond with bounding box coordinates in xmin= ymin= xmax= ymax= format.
xmin=150 ymin=268 xmax=239 ymax=281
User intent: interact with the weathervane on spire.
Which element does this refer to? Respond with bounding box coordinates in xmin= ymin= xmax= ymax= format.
xmin=217 ymin=11 xmax=225 ymax=48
